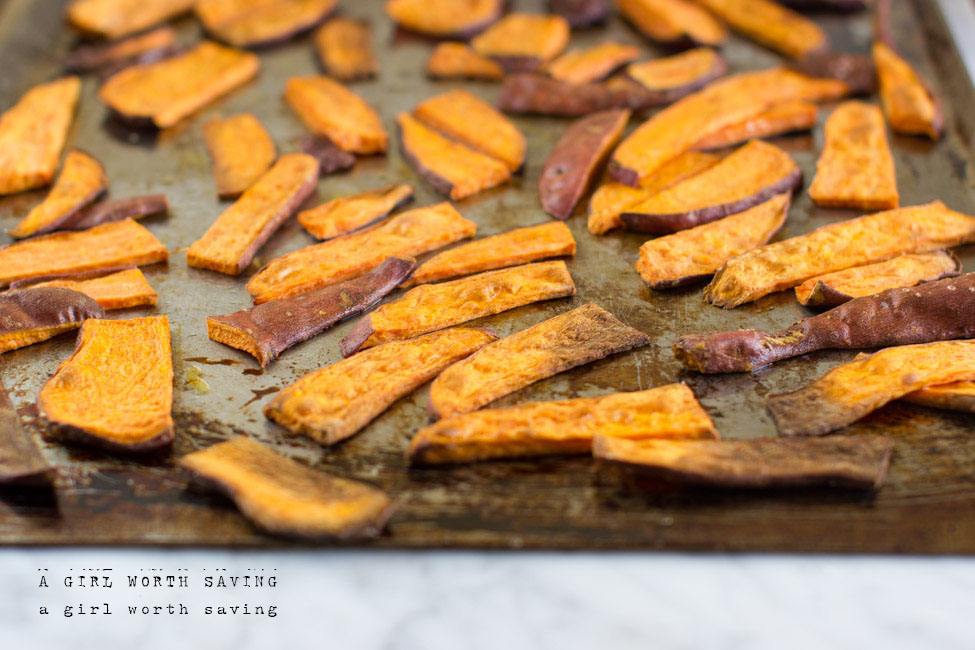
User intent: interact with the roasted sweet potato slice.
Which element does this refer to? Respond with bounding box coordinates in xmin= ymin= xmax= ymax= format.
xmin=789 ymin=52 xmax=876 ymax=96
xmin=0 ymin=77 xmax=81 ymax=196
xmin=66 ymin=0 xmax=193 ymax=39
xmin=621 ymin=140 xmax=800 ymax=234
xmin=0 ymin=219 xmax=168 ymax=288
xmin=179 ymin=437 xmax=394 ymax=540
xmin=63 ymin=27 xmax=177 ymax=73
xmin=341 ymin=261 xmax=576 ymax=356
xmin=692 ymin=101 xmax=817 ymax=150
xmin=679 ymin=274 xmax=975 ymax=373
xmin=794 ymin=251 xmax=961 ymax=308
xmin=202 ymin=113 xmax=276 ymax=199
xmin=247 ymin=202 xmax=476 ymax=303
xmin=705 ymin=201 xmax=975 ymax=308
xmin=66 ymin=194 xmax=169 ymax=230
xmin=539 ymin=110 xmax=629 ymax=221
xmin=637 ymin=193 xmax=790 ymax=289
xmin=38 ymin=316 xmax=173 ymax=452
xmin=903 ymin=381 xmax=975 ymax=413
xmin=187 ymin=153 xmax=318 ymax=275
xmin=549 ymin=0 xmax=609 ymax=27
xmin=17 ymin=268 xmax=158 ymax=311
xmin=625 ymin=47 xmax=727 ymax=102
xmin=209 ymin=258 xmax=414 ymax=367
xmin=594 ymin=435 xmax=893 ymax=489
xmin=616 ymin=0 xmax=727 ymax=48
xmin=410 ymin=383 xmax=716 ymax=465
xmin=496 ymin=73 xmax=654 ymax=117
xmin=0 ymin=287 xmax=105 ymax=354
xmin=266 ymin=328 xmax=497 ymax=444
xmin=99 ymin=42 xmax=259 ymax=129
xmin=315 ymin=18 xmax=378 ymax=81
xmin=0 ymin=374 xmax=50 ymax=485
xmin=426 ymin=42 xmax=505 ymax=80
xmin=471 ymin=13 xmax=570 ymax=72
xmin=298 ymin=183 xmax=414 ymax=241
xmin=407 ymin=222 xmax=576 ymax=286
xmin=695 ymin=0 xmax=827 ymax=59
xmin=297 ymin=135 xmax=356 ymax=175
xmin=546 ymin=42 xmax=641 ymax=85
xmin=429 ymin=303 xmax=651 ymax=419
xmin=196 ymin=0 xmax=338 ymax=48
xmin=872 ymin=42 xmax=942 ymax=140
xmin=8 ymin=150 xmax=108 ymax=239
xmin=385 ymin=0 xmax=503 ymax=39
xmin=397 ymin=113 xmax=512 ymax=201
xmin=284 ymin=76 xmax=387 ymax=154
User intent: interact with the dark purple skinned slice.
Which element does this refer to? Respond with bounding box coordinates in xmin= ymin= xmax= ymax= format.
xmin=0 ymin=372 xmax=51 ymax=485
xmin=0 ymin=287 xmax=105 ymax=354
xmin=673 ymin=273 xmax=975 ymax=374
xmin=789 ymin=51 xmax=876 ymax=95
xmin=8 ymin=264 xmax=138 ymax=289
xmin=207 ymin=257 xmax=415 ymax=367
xmin=298 ymin=135 xmax=356 ymax=176
xmin=63 ymin=194 xmax=169 ymax=231
xmin=548 ymin=0 xmax=609 ymax=27
xmin=497 ymin=74 xmax=655 ymax=117
xmin=780 ymin=0 xmax=868 ymax=10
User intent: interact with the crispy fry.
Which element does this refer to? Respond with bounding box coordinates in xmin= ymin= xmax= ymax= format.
xmin=17 ymin=268 xmax=158 ymax=311
xmin=872 ymin=42 xmax=942 ymax=140
xmin=548 ymin=0 xmax=610 ymax=28
xmin=695 ymin=0 xmax=827 ymax=59
xmin=284 ymin=76 xmax=387 ymax=154
xmin=546 ymin=42 xmax=641 ymax=85
xmin=266 ymin=328 xmax=497 ymax=445
xmin=66 ymin=194 xmax=169 ymax=230
xmin=0 ymin=374 xmax=50 ymax=485
xmin=297 ymin=135 xmax=356 ymax=175
xmin=202 ymin=113 xmax=277 ymax=199
xmin=426 ymin=42 xmax=505 ymax=80
xmin=341 ymin=261 xmax=576 ymax=355
xmin=625 ymin=48 xmax=727 ymax=101
xmin=903 ymin=381 xmax=975 ymax=413
xmin=66 ymin=0 xmax=193 ymax=39
xmin=315 ymin=18 xmax=378 ymax=81
xmin=385 ymin=0 xmax=503 ymax=39
xmin=496 ymin=73 xmax=655 ymax=116
xmin=196 ymin=0 xmax=338 ymax=48
xmin=0 ymin=287 xmax=105 ymax=354
xmin=63 ymin=27 xmax=177 ymax=73
xmin=692 ymin=101 xmax=817 ymax=150
xmin=789 ymin=52 xmax=876 ymax=96
xmin=9 ymin=151 xmax=108 ymax=239
xmin=471 ymin=13 xmax=570 ymax=72
xmin=429 ymin=303 xmax=651 ymax=419
xmin=298 ymin=183 xmax=414 ymax=240
xmin=616 ymin=0 xmax=727 ymax=48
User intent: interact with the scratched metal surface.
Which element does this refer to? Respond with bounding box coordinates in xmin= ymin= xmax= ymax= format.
xmin=0 ymin=0 xmax=973 ymax=551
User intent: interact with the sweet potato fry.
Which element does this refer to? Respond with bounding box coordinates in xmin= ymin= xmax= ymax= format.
xmin=429 ymin=303 xmax=651 ymax=419
xmin=0 ymin=219 xmax=168 ymax=288
xmin=266 ymin=328 xmax=497 ymax=444
xmin=179 ymin=437 xmax=394 ymax=540
xmin=616 ymin=0 xmax=727 ymax=48
xmin=872 ymin=42 xmax=942 ymax=140
xmin=315 ymin=18 xmax=378 ymax=81
xmin=9 ymin=150 xmax=108 ymax=239
xmin=16 ymin=268 xmax=158 ymax=311
xmin=789 ymin=52 xmax=876 ymax=96
xmin=99 ymin=42 xmax=259 ymax=129
xmin=202 ymin=113 xmax=277 ymax=199
xmin=691 ymin=101 xmax=817 ymax=150
xmin=208 ymin=258 xmax=414 ymax=366
xmin=0 ymin=374 xmax=50 ymax=485
xmin=794 ymin=251 xmax=960 ymax=308
xmin=187 ymin=153 xmax=318 ymax=275
xmin=593 ymin=435 xmax=893 ymax=489
xmin=396 ymin=113 xmax=512 ymax=201
xmin=426 ymin=42 xmax=505 ymax=80
xmin=0 ymin=77 xmax=81 ymax=196
xmin=247 ymin=202 xmax=476 ymax=303
xmin=38 ymin=316 xmax=173 ymax=452
xmin=903 ymin=381 xmax=975 ymax=413
xmin=695 ymin=0 xmax=827 ymax=59
xmin=297 ymin=135 xmax=356 ymax=175
xmin=705 ymin=201 xmax=975 ymax=308
xmin=341 ymin=261 xmax=576 ymax=355
xmin=678 ymin=273 xmax=975 ymax=373
xmin=385 ymin=0 xmax=503 ymax=39
xmin=407 ymin=222 xmax=576 ymax=286
xmin=409 ymin=383 xmax=716 ymax=465
xmin=549 ymin=0 xmax=609 ymax=27
xmin=637 ymin=193 xmax=790 ymax=289
xmin=63 ymin=27 xmax=177 ymax=73
xmin=546 ymin=42 xmax=641 ymax=85
xmin=625 ymin=48 xmax=727 ymax=102
xmin=65 ymin=194 xmax=169 ymax=230
xmin=621 ymin=140 xmax=800 ymax=234
xmin=540 ymin=110 xmax=629 ymax=221
xmin=496 ymin=73 xmax=654 ymax=116
xmin=196 ymin=0 xmax=338 ymax=48
xmin=298 ymin=183 xmax=414 ymax=240
xmin=0 ymin=287 xmax=105 ymax=354
xmin=284 ymin=76 xmax=387 ymax=154
xmin=66 ymin=0 xmax=193 ymax=39
xmin=471 ymin=13 xmax=570 ymax=72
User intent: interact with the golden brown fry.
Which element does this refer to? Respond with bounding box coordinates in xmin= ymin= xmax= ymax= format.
xmin=546 ymin=42 xmax=641 ymax=85
xmin=284 ymin=76 xmax=387 ymax=154
xmin=695 ymin=0 xmax=827 ymax=59
xmin=615 ymin=0 xmax=727 ymax=48
xmin=315 ymin=18 xmax=378 ymax=81
xmin=298 ymin=183 xmax=414 ymax=241
xmin=202 ymin=113 xmax=277 ymax=199
xmin=903 ymin=381 xmax=975 ymax=413
xmin=625 ymin=48 xmax=727 ymax=97
xmin=692 ymin=101 xmax=817 ymax=150
xmin=426 ymin=42 xmax=505 ymax=81
xmin=385 ymin=0 xmax=503 ymax=39
xmin=66 ymin=0 xmax=193 ymax=39
xmin=196 ymin=0 xmax=338 ymax=48
xmin=19 ymin=268 xmax=158 ymax=311
xmin=873 ymin=42 xmax=942 ymax=140
xmin=471 ymin=13 xmax=570 ymax=72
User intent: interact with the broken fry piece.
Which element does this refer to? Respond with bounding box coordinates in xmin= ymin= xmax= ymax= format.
xmin=66 ymin=194 xmax=169 ymax=231
xmin=872 ymin=42 xmax=942 ymax=140
xmin=692 ymin=101 xmax=817 ymax=150
xmin=16 ymin=268 xmax=158 ymax=311
xmin=429 ymin=303 xmax=651 ymax=419
xmin=496 ymin=73 xmax=654 ymax=116
xmin=195 ymin=0 xmax=338 ymax=48
xmin=66 ymin=0 xmax=193 ymax=39
xmin=625 ymin=48 xmax=727 ymax=103
xmin=385 ymin=0 xmax=503 ymax=39
xmin=63 ymin=27 xmax=177 ymax=73
xmin=549 ymin=0 xmax=609 ymax=27
xmin=0 ymin=287 xmax=105 ymax=354
xmin=38 ymin=316 xmax=173 ymax=452
xmin=203 ymin=113 xmax=277 ymax=199
xmin=616 ymin=0 xmax=727 ymax=48
xmin=546 ymin=42 xmax=641 ymax=85
xmin=315 ymin=18 xmax=378 ymax=81
xmin=284 ymin=76 xmax=387 ymax=154
xmin=341 ymin=261 xmax=576 ymax=356
xmin=0 ymin=374 xmax=50 ymax=485
xmin=471 ymin=13 xmax=570 ymax=72
xmin=426 ymin=42 xmax=505 ymax=80
xmin=266 ymin=328 xmax=497 ymax=445
xmin=695 ymin=0 xmax=827 ymax=59
xmin=903 ymin=381 xmax=975 ymax=413
xmin=298 ymin=183 xmax=414 ymax=240
xmin=297 ymin=135 xmax=356 ymax=175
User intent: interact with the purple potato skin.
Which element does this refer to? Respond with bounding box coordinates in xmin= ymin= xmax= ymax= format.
xmin=780 ymin=0 xmax=868 ymax=11
xmin=789 ymin=52 xmax=876 ymax=95
xmin=64 ymin=195 xmax=169 ymax=231
xmin=395 ymin=121 xmax=458 ymax=199
xmin=0 ymin=287 xmax=105 ymax=337
xmin=298 ymin=135 xmax=356 ymax=176
xmin=548 ymin=0 xmax=609 ymax=28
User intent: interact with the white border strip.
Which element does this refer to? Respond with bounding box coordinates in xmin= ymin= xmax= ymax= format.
xmin=936 ymin=0 xmax=975 ymax=85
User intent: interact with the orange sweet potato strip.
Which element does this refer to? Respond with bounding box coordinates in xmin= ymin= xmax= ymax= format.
xmin=546 ymin=42 xmax=641 ymax=85
xmin=202 ymin=113 xmax=277 ymax=199
xmin=872 ymin=42 xmax=942 ymax=140
xmin=315 ymin=18 xmax=378 ymax=81
xmin=196 ymin=0 xmax=338 ymax=48
xmin=426 ymin=42 xmax=505 ymax=80
xmin=247 ymin=202 xmax=476 ymax=303
xmin=9 ymin=150 xmax=108 ymax=239
xmin=407 ymin=221 xmax=576 ymax=286
xmin=0 ymin=219 xmax=168 ymax=288
xmin=341 ymin=261 xmax=576 ymax=355
xmin=298 ymin=183 xmax=414 ymax=241
xmin=0 ymin=77 xmax=81 ymax=196
xmin=0 ymin=287 xmax=105 ymax=355
xmin=616 ymin=0 xmax=727 ymax=48
xmin=409 ymin=383 xmax=716 ymax=465
xmin=266 ymin=328 xmax=497 ymax=445
xmin=187 ymin=153 xmax=319 ymax=275
xmin=99 ymin=42 xmax=259 ymax=129
xmin=63 ymin=27 xmax=177 ymax=73
xmin=637 ymin=193 xmax=790 ymax=289
xmin=903 ymin=381 xmax=975 ymax=413
xmin=624 ymin=48 xmax=727 ymax=101
xmin=18 ymin=268 xmax=158 ymax=311
xmin=471 ymin=13 xmax=570 ymax=72
xmin=695 ymin=0 xmax=828 ymax=59
xmin=284 ymin=76 xmax=387 ymax=154
xmin=706 ymin=201 xmax=975 ymax=308
xmin=66 ymin=0 xmax=193 ymax=39
xmin=692 ymin=101 xmax=817 ymax=150
xmin=385 ymin=0 xmax=503 ymax=39
xmin=794 ymin=251 xmax=961 ymax=308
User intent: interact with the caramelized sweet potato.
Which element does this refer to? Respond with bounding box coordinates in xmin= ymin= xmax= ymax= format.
xmin=0 ymin=374 xmax=50 ymax=485
xmin=594 ymin=435 xmax=893 ymax=489
xmin=705 ymin=201 xmax=975 ymax=308
xmin=872 ymin=42 xmax=942 ymax=140
xmin=691 ymin=101 xmax=817 ymax=150
xmin=496 ymin=73 xmax=654 ymax=116
xmin=38 ymin=316 xmax=173 ymax=452
xmin=0 ymin=219 xmax=168 ymax=288
xmin=66 ymin=194 xmax=169 ymax=230
xmin=17 ymin=268 xmax=158 ymax=311
xmin=429 ymin=303 xmax=651 ymax=419
xmin=180 ymin=437 xmax=394 ymax=540
xmin=284 ymin=76 xmax=387 ymax=154
xmin=0 ymin=77 xmax=81 ymax=196
xmin=407 ymin=222 xmax=576 ymax=286
xmin=196 ymin=0 xmax=338 ymax=48
xmin=187 ymin=153 xmax=319 ymax=275
xmin=549 ymin=0 xmax=610 ymax=27
xmin=63 ymin=27 xmax=177 ymax=73
xmin=385 ymin=0 xmax=503 ymax=39
xmin=616 ymin=0 xmax=727 ymax=48
xmin=621 ymin=140 xmax=800 ymax=234
xmin=426 ymin=42 xmax=505 ymax=80
xmin=546 ymin=42 xmax=641 ymax=85
xmin=471 ymin=13 xmax=570 ymax=73
xmin=66 ymin=0 xmax=193 ymax=39
xmin=903 ymin=381 xmax=975 ymax=413
xmin=247 ymin=202 xmax=476 ymax=303
xmin=695 ymin=0 xmax=827 ymax=59
xmin=409 ymin=383 xmax=716 ymax=465
xmin=341 ymin=261 xmax=576 ymax=355
xmin=794 ymin=251 xmax=960 ymax=308
xmin=99 ymin=42 xmax=259 ymax=129
xmin=0 ymin=287 xmax=105 ymax=354
xmin=789 ymin=52 xmax=876 ymax=96
xmin=297 ymin=135 xmax=357 ymax=175
xmin=202 ymin=113 xmax=276 ymax=199
xmin=637 ymin=193 xmax=790 ymax=289
xmin=625 ymin=47 xmax=727 ymax=102
xmin=315 ymin=18 xmax=378 ymax=81
xmin=298 ymin=183 xmax=414 ymax=240
xmin=208 ymin=258 xmax=414 ymax=366
xmin=266 ymin=328 xmax=497 ymax=444
xmin=9 ymin=150 xmax=108 ymax=239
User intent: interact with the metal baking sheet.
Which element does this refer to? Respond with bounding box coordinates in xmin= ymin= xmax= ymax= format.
xmin=0 ymin=0 xmax=973 ymax=552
